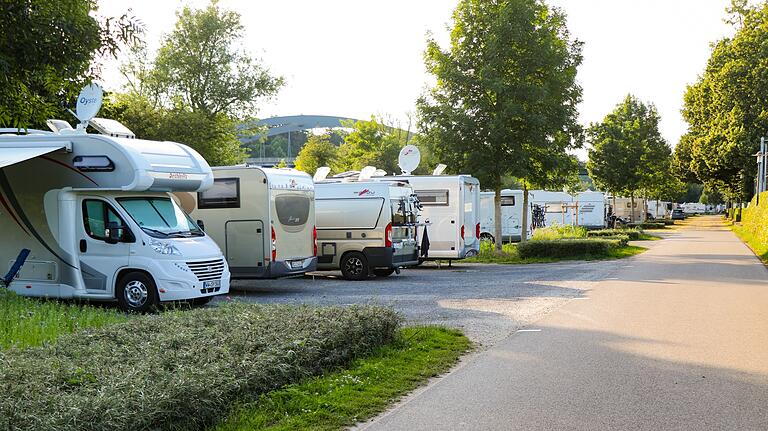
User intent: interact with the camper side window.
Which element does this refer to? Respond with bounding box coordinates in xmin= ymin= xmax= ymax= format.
xmin=198 ymin=178 xmax=240 ymax=209
xmin=416 ymin=190 xmax=449 ymax=206
xmin=500 ymin=197 xmax=515 ymax=206
xmin=83 ymin=200 xmax=132 ymax=242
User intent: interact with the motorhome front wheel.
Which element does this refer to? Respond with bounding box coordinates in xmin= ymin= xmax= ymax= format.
xmin=116 ymin=272 xmax=159 ymax=312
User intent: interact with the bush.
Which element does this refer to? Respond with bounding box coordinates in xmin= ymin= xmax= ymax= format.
xmin=588 ymin=229 xmax=641 ymax=241
xmin=0 ymin=302 xmax=401 ymax=431
xmin=627 ymin=222 xmax=665 ymax=229
xmin=517 ymin=238 xmax=625 ymax=259
xmin=531 ymin=224 xmax=587 ymax=240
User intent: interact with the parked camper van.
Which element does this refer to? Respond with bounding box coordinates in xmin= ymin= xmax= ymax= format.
xmin=179 ymin=167 xmax=317 ymax=279
xmin=575 ymin=191 xmax=607 ymax=229
xmin=479 ymin=189 xmax=532 ymax=242
xmin=647 ymin=200 xmax=673 ymax=219
xmin=314 ymin=180 xmax=419 ymax=280
xmin=681 ymin=202 xmax=706 ymax=214
xmin=610 ymin=197 xmax=647 ymax=223
xmin=372 ymin=175 xmax=480 ymax=260
xmin=530 ymin=190 xmax=575 ymax=227
xmin=0 ymin=113 xmax=229 ymax=311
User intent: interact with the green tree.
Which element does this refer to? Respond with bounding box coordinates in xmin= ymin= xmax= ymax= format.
xmin=150 ymin=1 xmax=283 ymax=118
xmin=587 ymin=95 xmax=670 ymax=221
xmin=417 ymin=0 xmax=583 ymax=248
xmin=0 ymin=0 xmax=142 ymax=128
xmin=295 ymin=133 xmax=339 ymax=175
xmin=334 ymin=117 xmax=408 ymax=174
xmin=680 ymin=2 xmax=768 ymax=202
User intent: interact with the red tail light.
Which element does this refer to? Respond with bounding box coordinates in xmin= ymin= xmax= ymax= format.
xmin=312 ymin=226 xmax=318 ymax=256
xmin=385 ymin=222 xmax=393 ymax=248
xmin=271 ymin=226 xmax=277 ymax=261
xmin=476 ymin=223 xmax=480 ymax=239
xmin=460 ymin=224 xmax=465 ymax=240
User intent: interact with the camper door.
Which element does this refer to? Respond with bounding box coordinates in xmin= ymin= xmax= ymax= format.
xmin=77 ymin=197 xmax=133 ymax=293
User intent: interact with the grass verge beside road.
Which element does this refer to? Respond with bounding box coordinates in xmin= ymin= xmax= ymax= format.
xmin=732 ymin=223 xmax=768 ymax=263
xmin=466 ymin=241 xmax=646 ymax=264
xmin=214 ymin=326 xmax=471 ymax=431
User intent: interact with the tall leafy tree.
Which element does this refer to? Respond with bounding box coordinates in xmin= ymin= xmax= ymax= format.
xmin=417 ymin=0 xmax=583 ymax=248
xmin=295 ymin=133 xmax=339 ymax=175
xmin=587 ymin=95 xmax=670 ymax=221
xmin=334 ymin=117 xmax=410 ymax=174
xmin=0 ymin=0 xmax=142 ymax=128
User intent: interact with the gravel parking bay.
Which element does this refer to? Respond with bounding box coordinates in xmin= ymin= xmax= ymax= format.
xmin=224 ymin=261 xmax=621 ymax=347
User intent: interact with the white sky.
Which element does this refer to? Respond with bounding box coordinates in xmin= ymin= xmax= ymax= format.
xmin=98 ymin=0 xmax=735 ymax=151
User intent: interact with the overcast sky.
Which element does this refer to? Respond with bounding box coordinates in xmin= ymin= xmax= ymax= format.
xmin=98 ymin=0 xmax=735 ymax=150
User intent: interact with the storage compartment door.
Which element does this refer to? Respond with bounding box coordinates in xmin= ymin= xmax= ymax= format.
xmin=225 ymin=220 xmax=265 ymax=276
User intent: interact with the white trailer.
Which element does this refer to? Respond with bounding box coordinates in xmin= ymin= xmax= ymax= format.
xmin=681 ymin=202 xmax=706 ymax=214
xmin=314 ymin=180 xmax=420 ymax=280
xmin=372 ymin=175 xmax=480 ymax=260
xmin=647 ymin=200 xmax=672 ymax=219
xmin=179 ymin=167 xmax=317 ymax=279
xmin=0 ymin=120 xmax=229 ymax=312
xmin=530 ymin=190 xmax=575 ymax=227
xmin=479 ymin=189 xmax=532 ymax=242
xmin=610 ymin=197 xmax=647 ymax=223
xmin=575 ymin=191 xmax=607 ymax=229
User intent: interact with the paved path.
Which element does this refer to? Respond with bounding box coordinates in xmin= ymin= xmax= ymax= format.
xmin=363 ymin=216 xmax=768 ymax=430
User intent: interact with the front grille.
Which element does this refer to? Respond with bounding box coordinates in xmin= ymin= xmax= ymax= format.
xmin=187 ymin=259 xmax=225 ymax=282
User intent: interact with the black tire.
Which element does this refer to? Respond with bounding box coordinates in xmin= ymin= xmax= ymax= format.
xmin=340 ymin=252 xmax=369 ymax=281
xmin=116 ymin=271 xmax=159 ymax=313
xmin=480 ymin=233 xmax=495 ymax=243
xmin=373 ymin=268 xmax=396 ymax=277
xmin=190 ymin=296 xmax=213 ymax=307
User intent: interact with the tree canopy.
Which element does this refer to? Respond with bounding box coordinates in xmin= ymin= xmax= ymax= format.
xmin=294 ymin=133 xmax=339 ymax=176
xmin=0 ymin=0 xmax=142 ymax=128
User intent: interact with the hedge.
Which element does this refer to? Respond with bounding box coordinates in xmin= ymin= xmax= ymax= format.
xmin=588 ymin=229 xmax=641 ymax=240
xmin=627 ymin=222 xmax=665 ymax=229
xmin=517 ymin=238 xmax=625 ymax=259
xmin=0 ymin=302 xmax=401 ymax=431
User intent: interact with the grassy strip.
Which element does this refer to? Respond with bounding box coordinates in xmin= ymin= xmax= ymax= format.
xmin=213 ymin=326 xmax=471 ymax=431
xmin=0 ymin=291 xmax=127 ymax=349
xmin=732 ymin=223 xmax=768 ymax=263
xmin=466 ymin=241 xmax=646 ymax=264
xmin=637 ymin=233 xmax=661 ymax=241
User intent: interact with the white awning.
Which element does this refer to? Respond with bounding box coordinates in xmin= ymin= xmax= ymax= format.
xmin=0 ymin=145 xmax=66 ymax=169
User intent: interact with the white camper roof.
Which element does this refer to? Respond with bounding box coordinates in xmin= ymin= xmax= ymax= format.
xmin=315 ymin=180 xmax=412 ymax=199
xmin=530 ymin=190 xmax=573 ymax=203
xmin=0 ymin=132 xmax=213 ymax=192
xmin=213 ymin=166 xmax=314 ymax=191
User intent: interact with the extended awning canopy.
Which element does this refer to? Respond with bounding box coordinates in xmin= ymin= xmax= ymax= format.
xmin=0 ymin=145 xmax=67 ymax=169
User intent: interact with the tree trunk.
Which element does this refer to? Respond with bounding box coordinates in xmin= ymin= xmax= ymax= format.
xmin=521 ymin=183 xmax=529 ymax=243
xmin=630 ymin=193 xmax=635 ymax=223
xmin=494 ymin=186 xmax=503 ymax=252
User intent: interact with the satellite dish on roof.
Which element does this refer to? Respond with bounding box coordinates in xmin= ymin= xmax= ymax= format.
xmin=313 ymin=166 xmax=331 ymax=181
xmin=398 ymin=145 xmax=420 ymax=175
xmin=359 ymin=166 xmax=377 ymax=181
xmin=432 ymin=163 xmax=447 ymax=175
xmin=75 ymin=83 xmax=103 ymax=127
xmin=373 ymin=169 xmax=387 ymax=177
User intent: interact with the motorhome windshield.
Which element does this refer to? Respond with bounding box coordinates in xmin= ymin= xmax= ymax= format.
xmin=118 ymin=197 xmax=203 ymax=238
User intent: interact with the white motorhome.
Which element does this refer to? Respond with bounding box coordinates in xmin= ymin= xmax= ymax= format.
xmin=529 ymin=190 xmax=575 ymax=227
xmin=0 ymin=122 xmax=229 ymax=312
xmin=314 ymin=180 xmax=420 ymax=280
xmin=479 ymin=189 xmax=532 ymax=242
xmin=179 ymin=167 xmax=317 ymax=279
xmin=681 ymin=202 xmax=706 ymax=214
xmin=647 ymin=200 xmax=673 ymax=219
xmin=372 ymin=175 xmax=480 ymax=260
xmin=575 ymin=191 xmax=607 ymax=229
xmin=610 ymin=197 xmax=647 ymax=223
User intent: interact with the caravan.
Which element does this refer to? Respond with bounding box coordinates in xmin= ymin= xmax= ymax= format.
xmin=575 ymin=191 xmax=607 ymax=229
xmin=0 ymin=86 xmax=229 ymax=311
xmin=647 ymin=200 xmax=672 ymax=219
xmin=530 ymin=190 xmax=575 ymax=227
xmin=314 ymin=179 xmax=420 ymax=280
xmin=179 ymin=166 xmax=317 ymax=279
xmin=610 ymin=197 xmax=647 ymax=223
xmin=479 ymin=189 xmax=532 ymax=242
xmin=373 ymin=175 xmax=480 ymax=260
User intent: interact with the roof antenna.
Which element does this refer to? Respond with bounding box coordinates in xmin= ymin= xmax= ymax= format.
xmin=70 ymin=83 xmax=103 ymax=133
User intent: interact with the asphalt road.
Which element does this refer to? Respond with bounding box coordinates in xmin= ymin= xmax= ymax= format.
xmin=361 ymin=216 xmax=768 ymax=430
xmin=225 ymin=257 xmax=618 ymax=347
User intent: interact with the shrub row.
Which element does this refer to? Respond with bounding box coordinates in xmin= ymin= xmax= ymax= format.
xmin=587 ymin=229 xmax=641 ymax=240
xmin=0 ymin=302 xmax=402 ymax=431
xmin=627 ymin=222 xmax=665 ymax=229
xmin=517 ymin=238 xmax=625 ymax=259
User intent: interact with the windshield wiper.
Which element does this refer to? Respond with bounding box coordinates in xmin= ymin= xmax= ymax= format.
xmin=165 ymin=230 xmax=203 ymax=237
xmin=141 ymin=227 xmax=172 ymax=238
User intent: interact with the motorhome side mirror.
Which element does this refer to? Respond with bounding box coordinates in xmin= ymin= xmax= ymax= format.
xmin=196 ymin=219 xmax=205 ymax=231
xmin=105 ymin=221 xmax=122 ymax=244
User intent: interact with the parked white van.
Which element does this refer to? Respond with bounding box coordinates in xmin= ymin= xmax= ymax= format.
xmin=530 ymin=190 xmax=575 ymax=226
xmin=610 ymin=197 xmax=647 ymax=223
xmin=479 ymin=189 xmax=532 ymax=242
xmin=373 ymin=175 xmax=480 ymax=260
xmin=575 ymin=191 xmax=607 ymax=229
xmin=178 ymin=166 xmax=317 ymax=279
xmin=314 ymin=180 xmax=420 ymax=280
xmin=647 ymin=200 xmax=672 ymax=219
xmin=0 ymin=122 xmax=230 ymax=312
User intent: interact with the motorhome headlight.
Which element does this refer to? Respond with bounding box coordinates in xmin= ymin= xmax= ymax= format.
xmin=149 ymin=239 xmax=182 ymax=256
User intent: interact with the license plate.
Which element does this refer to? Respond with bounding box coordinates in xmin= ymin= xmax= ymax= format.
xmin=290 ymin=260 xmax=304 ymax=269
xmin=203 ymin=280 xmax=221 ymax=289
xmin=393 ymin=242 xmax=403 ymax=249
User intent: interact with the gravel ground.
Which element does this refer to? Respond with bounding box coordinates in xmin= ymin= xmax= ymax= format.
xmin=220 ymin=259 xmax=624 ymax=347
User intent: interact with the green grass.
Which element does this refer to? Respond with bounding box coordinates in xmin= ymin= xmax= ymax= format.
xmin=466 ymin=240 xmax=646 ymax=264
xmin=0 ymin=290 xmax=128 ymax=349
xmin=213 ymin=326 xmax=471 ymax=431
xmin=732 ymin=223 xmax=768 ymax=263
xmin=637 ymin=232 xmax=662 ymax=241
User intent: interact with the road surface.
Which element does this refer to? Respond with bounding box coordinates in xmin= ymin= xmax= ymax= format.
xmin=362 ymin=216 xmax=768 ymax=430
